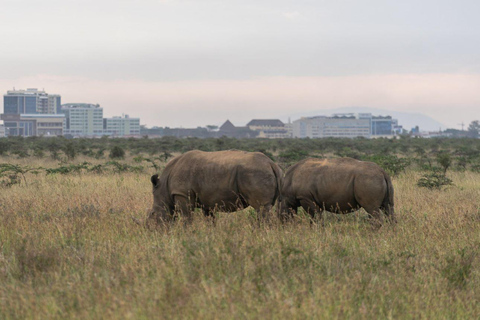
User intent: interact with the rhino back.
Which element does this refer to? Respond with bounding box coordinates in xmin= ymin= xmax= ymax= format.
xmin=166 ymin=150 xmax=279 ymax=208
xmin=284 ymin=158 xmax=387 ymax=212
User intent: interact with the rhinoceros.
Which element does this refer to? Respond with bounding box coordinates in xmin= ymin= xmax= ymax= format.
xmin=147 ymin=150 xmax=283 ymax=224
xmin=280 ymin=157 xmax=395 ymax=223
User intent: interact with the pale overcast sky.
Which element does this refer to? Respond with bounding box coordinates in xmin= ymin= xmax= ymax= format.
xmin=1 ymin=0 xmax=479 ymax=128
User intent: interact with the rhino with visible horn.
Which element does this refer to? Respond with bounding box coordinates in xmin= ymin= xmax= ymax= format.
xmin=280 ymin=157 xmax=395 ymax=224
xmin=147 ymin=150 xmax=283 ymax=225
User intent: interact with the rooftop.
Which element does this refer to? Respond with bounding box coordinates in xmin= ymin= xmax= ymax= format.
xmin=107 ymin=115 xmax=139 ymax=120
xmin=247 ymin=119 xmax=284 ymax=127
xmin=62 ymin=103 xmax=101 ymax=109
xmin=6 ymin=88 xmax=47 ymax=96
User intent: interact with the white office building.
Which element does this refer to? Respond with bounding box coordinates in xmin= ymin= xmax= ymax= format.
xmin=61 ymin=103 xmax=104 ymax=136
xmin=293 ymin=115 xmax=371 ymax=138
xmin=292 ymin=113 xmax=399 ymax=139
xmin=103 ymin=115 xmax=141 ymax=136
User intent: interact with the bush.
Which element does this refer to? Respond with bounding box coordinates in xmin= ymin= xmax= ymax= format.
xmin=50 ymin=150 xmax=60 ymax=160
xmin=95 ymin=148 xmax=105 ymax=159
xmin=471 ymin=164 xmax=480 ymax=173
xmin=160 ymin=151 xmax=173 ymax=162
xmin=110 ymin=146 xmax=126 ymax=159
xmin=365 ymin=155 xmax=411 ymax=177
xmin=455 ymin=156 xmax=468 ymax=171
xmin=45 ymin=162 xmax=91 ymax=175
xmin=278 ymin=148 xmax=309 ymax=166
xmin=334 ymin=147 xmax=362 ymax=160
xmin=0 ymin=163 xmax=40 ymax=187
xmin=417 ymin=171 xmax=453 ymax=190
xmin=63 ymin=143 xmax=76 ymax=160
xmin=12 ymin=149 xmax=29 ymax=158
xmin=33 ymin=148 xmax=45 ymax=158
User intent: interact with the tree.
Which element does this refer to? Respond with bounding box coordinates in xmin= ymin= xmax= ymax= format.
xmin=206 ymin=125 xmax=218 ymax=131
xmin=467 ymin=120 xmax=480 ymax=138
xmin=63 ymin=142 xmax=76 ymax=160
xmin=436 ymin=151 xmax=452 ymax=174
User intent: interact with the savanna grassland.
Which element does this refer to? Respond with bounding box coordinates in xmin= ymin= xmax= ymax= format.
xmin=1 ymin=136 xmax=480 ymax=319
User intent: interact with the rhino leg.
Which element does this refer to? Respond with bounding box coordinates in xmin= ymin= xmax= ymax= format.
xmin=354 ymin=176 xmax=387 ymax=225
xmin=251 ymin=204 xmax=273 ymax=222
xmin=363 ymin=205 xmax=385 ymax=227
xmin=173 ymin=195 xmax=194 ymax=223
xmin=358 ymin=191 xmax=386 ymax=226
xmin=278 ymin=198 xmax=297 ymax=223
xmin=299 ymin=199 xmax=323 ymax=225
xmin=380 ymin=203 xmax=396 ymax=224
xmin=202 ymin=206 xmax=216 ymax=225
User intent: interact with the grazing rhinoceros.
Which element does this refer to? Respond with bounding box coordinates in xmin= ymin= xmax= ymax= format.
xmin=147 ymin=150 xmax=283 ymax=224
xmin=280 ymin=157 xmax=395 ymax=224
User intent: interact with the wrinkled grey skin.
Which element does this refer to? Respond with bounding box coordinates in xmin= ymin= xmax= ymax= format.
xmin=280 ymin=157 xmax=395 ymax=224
xmin=147 ymin=150 xmax=283 ymax=225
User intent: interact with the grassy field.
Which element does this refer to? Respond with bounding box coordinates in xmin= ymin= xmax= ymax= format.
xmin=1 ymin=156 xmax=479 ymax=319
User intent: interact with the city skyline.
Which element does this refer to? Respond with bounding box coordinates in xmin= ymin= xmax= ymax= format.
xmin=0 ymin=77 xmax=476 ymax=131
xmin=1 ymin=1 xmax=479 ymax=128
xmin=0 ymin=86 xmax=475 ymax=138
xmin=0 ymin=85 xmax=475 ymax=133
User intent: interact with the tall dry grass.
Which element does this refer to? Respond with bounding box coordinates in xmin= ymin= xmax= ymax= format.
xmin=0 ymin=157 xmax=480 ymax=319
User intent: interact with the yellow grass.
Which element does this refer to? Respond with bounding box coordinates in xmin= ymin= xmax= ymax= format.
xmin=1 ymin=157 xmax=480 ymax=319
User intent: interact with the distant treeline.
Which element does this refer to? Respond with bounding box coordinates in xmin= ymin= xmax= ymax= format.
xmin=0 ymin=135 xmax=479 ymax=171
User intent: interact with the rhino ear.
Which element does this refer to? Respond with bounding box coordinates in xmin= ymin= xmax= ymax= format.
xmin=151 ymin=174 xmax=160 ymax=188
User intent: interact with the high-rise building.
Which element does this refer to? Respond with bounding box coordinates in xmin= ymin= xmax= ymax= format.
xmin=3 ymin=88 xmax=61 ymax=114
xmin=103 ymin=115 xmax=141 ymax=136
xmin=51 ymin=95 xmax=62 ymax=114
xmin=0 ymin=124 xmax=5 ymax=137
xmin=1 ymin=88 xmax=64 ymax=136
xmin=61 ymin=103 xmax=104 ymax=136
xmin=38 ymin=94 xmax=62 ymax=114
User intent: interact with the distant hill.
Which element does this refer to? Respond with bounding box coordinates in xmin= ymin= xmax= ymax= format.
xmin=281 ymin=107 xmax=447 ymax=132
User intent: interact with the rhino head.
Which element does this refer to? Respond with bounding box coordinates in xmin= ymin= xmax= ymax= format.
xmin=146 ymin=174 xmax=172 ymax=226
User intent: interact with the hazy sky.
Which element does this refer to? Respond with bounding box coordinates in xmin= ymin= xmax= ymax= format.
xmin=1 ymin=0 xmax=479 ymax=128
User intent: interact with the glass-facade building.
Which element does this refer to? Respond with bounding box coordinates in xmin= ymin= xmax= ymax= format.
xmin=1 ymin=88 xmax=63 ymax=136
xmin=371 ymin=116 xmax=395 ymax=136
xmin=359 ymin=113 xmax=396 ymax=136
xmin=3 ymin=89 xmax=62 ymax=115
xmin=3 ymin=95 xmax=38 ymax=114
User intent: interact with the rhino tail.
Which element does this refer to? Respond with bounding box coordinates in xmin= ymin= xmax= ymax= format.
xmin=382 ymin=172 xmax=395 ymax=222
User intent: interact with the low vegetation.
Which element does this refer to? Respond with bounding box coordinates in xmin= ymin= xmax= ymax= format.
xmin=0 ymin=137 xmax=479 ymax=318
